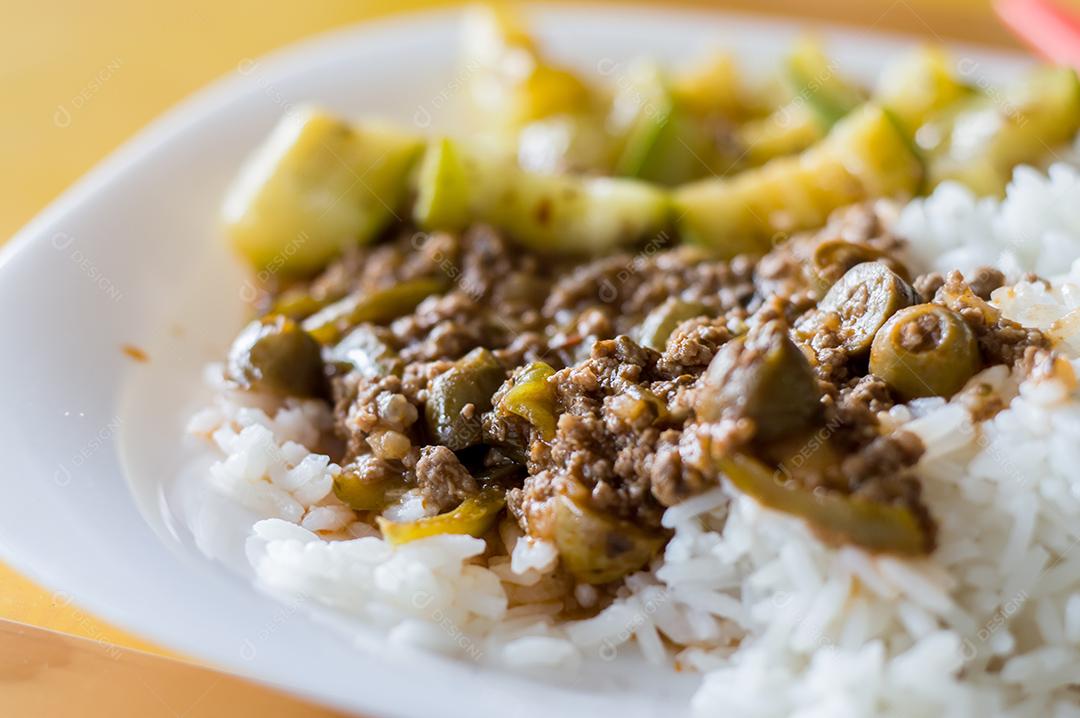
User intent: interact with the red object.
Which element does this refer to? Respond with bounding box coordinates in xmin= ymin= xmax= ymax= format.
xmin=996 ymin=0 xmax=1080 ymax=68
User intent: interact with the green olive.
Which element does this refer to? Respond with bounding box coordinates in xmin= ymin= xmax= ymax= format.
xmin=870 ymin=303 xmax=980 ymax=400
xmin=811 ymin=240 xmax=910 ymax=290
xmin=696 ymin=319 xmax=821 ymax=442
xmin=548 ymin=494 xmax=665 ymax=584
xmin=638 ymin=298 xmax=707 ymax=351
xmin=818 ymin=261 xmax=920 ymax=354
xmin=425 ymin=347 xmax=507 ymax=450
xmin=226 ymin=315 xmax=325 ymax=397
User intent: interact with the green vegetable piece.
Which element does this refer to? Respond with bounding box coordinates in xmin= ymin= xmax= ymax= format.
xmin=327 ymin=325 xmax=403 ymax=379
xmin=697 ymin=319 xmax=821 ymax=443
xmin=550 ymin=494 xmax=666 ymax=584
xmin=302 ymin=278 xmax=447 ymax=345
xmin=785 ymin=38 xmax=866 ymax=127
xmin=718 ymin=452 xmax=933 ymax=555
xmin=223 ymin=107 xmax=423 ymax=276
xmin=736 ymin=102 xmax=824 ymax=166
xmin=377 ymin=486 xmax=506 ymax=544
xmin=461 ymin=4 xmax=591 ymax=128
xmin=413 ymin=137 xmax=470 ymax=233
xmin=873 ymin=46 xmax=972 ymax=138
xmin=497 ymin=361 xmax=558 ymax=440
xmin=638 ymin=298 xmax=707 ymax=351
xmin=870 ymin=303 xmax=980 ymax=400
xmin=425 ymin=348 xmax=506 ymax=450
xmin=333 ymin=466 xmax=406 ymax=512
xmin=226 ymin=315 xmax=324 ymax=397
xmin=613 ymin=61 xmax=730 ymax=185
xmin=670 ymin=51 xmax=752 ymax=120
xmin=270 ymin=287 xmax=342 ymax=320
xmin=922 ymin=66 xmax=1080 ymax=196
xmin=811 ymin=239 xmax=911 ymax=291
xmin=818 ymin=262 xmax=920 ymax=354
xmin=674 ymin=104 xmax=923 ymax=257
xmin=412 ymin=139 xmax=671 ymax=255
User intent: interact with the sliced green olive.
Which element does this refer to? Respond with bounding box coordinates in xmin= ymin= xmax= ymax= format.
xmin=327 ymin=325 xmax=403 ymax=379
xmin=550 ymin=494 xmax=665 ymax=584
xmin=818 ymin=261 xmax=919 ymax=354
xmin=226 ymin=315 xmax=324 ymax=397
xmin=333 ymin=466 xmax=407 ymax=511
xmin=696 ymin=319 xmax=821 ymax=442
xmin=719 ymin=452 xmax=932 ymax=555
xmin=496 ymin=361 xmax=558 ymax=440
xmin=638 ymin=298 xmax=707 ymax=351
xmin=302 ymin=277 xmax=447 ymax=345
xmin=870 ymin=303 xmax=980 ymax=400
xmin=377 ymin=486 xmax=506 ymax=544
xmin=811 ymin=239 xmax=910 ymax=289
xmin=425 ymin=348 xmax=507 ymax=450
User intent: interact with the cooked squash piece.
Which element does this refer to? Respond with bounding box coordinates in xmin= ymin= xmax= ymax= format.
xmin=673 ymin=104 xmax=922 ymax=256
xmin=223 ymin=107 xmax=422 ymax=275
xmin=414 ymin=139 xmax=671 ymax=254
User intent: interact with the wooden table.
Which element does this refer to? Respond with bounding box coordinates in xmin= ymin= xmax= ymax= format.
xmin=0 ymin=0 xmax=1043 ymax=714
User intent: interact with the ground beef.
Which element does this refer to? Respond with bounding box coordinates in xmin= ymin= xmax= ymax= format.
xmin=755 ymin=202 xmax=908 ymax=302
xmin=512 ymin=336 xmax=713 ymax=531
xmin=332 ymin=373 xmax=419 ymax=462
xmin=415 ymin=446 xmax=479 ymax=513
xmin=543 ymin=245 xmax=755 ymax=340
xmin=913 ymin=272 xmax=945 ymax=299
xmin=657 ymin=315 xmax=741 ymax=376
xmin=272 ymin=206 xmax=1058 ymax=567
xmin=967 ymin=267 xmax=1007 ymax=301
xmin=897 ymin=311 xmax=944 ymax=352
xmin=839 ymin=375 xmax=895 ymax=417
xmin=932 ymin=271 xmax=1051 ymax=365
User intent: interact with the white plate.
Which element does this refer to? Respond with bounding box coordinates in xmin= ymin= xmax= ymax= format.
xmin=0 ymin=5 xmax=1029 ymax=717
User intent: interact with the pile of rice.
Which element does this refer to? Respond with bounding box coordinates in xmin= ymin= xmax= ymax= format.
xmin=188 ymin=144 xmax=1080 ymax=716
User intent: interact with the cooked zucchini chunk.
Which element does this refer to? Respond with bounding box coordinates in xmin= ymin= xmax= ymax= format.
xmin=461 ymin=4 xmax=591 ymax=129
xmin=670 ymin=51 xmax=752 ymax=120
xmin=673 ymin=104 xmax=923 ymax=257
xmin=223 ymin=107 xmax=423 ymax=276
xmin=736 ymin=103 xmax=825 ymax=167
xmin=732 ymin=40 xmax=865 ymax=168
xmin=613 ymin=61 xmax=739 ymax=185
xmin=785 ymin=38 xmax=866 ymax=127
xmin=459 ymin=4 xmax=612 ymax=174
xmin=873 ymin=46 xmax=972 ymax=137
xmin=921 ymin=66 xmax=1080 ymax=195
xmin=413 ymin=137 xmax=470 ymax=233
xmin=413 ymin=139 xmax=671 ymax=254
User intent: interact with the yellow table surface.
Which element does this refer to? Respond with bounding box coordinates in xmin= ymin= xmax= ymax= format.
xmin=0 ymin=0 xmax=1058 ymax=697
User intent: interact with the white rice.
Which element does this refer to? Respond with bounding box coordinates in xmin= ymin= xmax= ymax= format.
xmin=188 ymin=150 xmax=1080 ymax=716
